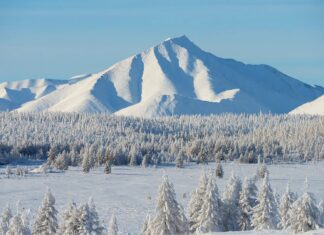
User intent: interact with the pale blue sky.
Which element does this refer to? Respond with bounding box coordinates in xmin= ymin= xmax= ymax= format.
xmin=0 ymin=0 xmax=323 ymax=86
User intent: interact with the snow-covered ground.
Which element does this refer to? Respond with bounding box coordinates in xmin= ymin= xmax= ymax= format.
xmin=1 ymin=162 xmax=324 ymax=234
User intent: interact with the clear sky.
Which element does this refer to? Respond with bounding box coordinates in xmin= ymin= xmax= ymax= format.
xmin=0 ymin=0 xmax=323 ymax=86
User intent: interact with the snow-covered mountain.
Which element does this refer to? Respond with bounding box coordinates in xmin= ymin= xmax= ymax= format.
xmin=1 ymin=35 xmax=323 ymax=116
xmin=290 ymin=95 xmax=324 ymax=115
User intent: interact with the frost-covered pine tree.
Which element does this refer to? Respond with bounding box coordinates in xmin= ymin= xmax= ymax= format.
xmin=215 ymin=162 xmax=224 ymax=178
xmin=188 ymin=171 xmax=208 ymax=233
xmin=278 ymin=183 xmax=297 ymax=229
xmin=175 ymin=153 xmax=184 ymax=168
xmin=104 ymin=159 xmax=112 ymax=174
xmin=238 ymin=178 xmax=257 ymax=230
xmin=222 ymin=172 xmax=242 ymax=231
xmin=32 ymin=188 xmax=58 ymax=235
xmin=289 ymin=179 xmax=321 ymax=233
xmin=87 ymin=197 xmax=104 ymax=234
xmin=197 ymin=173 xmax=224 ymax=233
xmin=141 ymin=214 xmax=152 ymax=235
xmin=141 ymin=155 xmax=149 ymax=168
xmin=251 ymin=173 xmax=279 ymax=230
xmin=82 ymin=154 xmax=91 ymax=173
xmin=108 ymin=214 xmax=118 ymax=235
xmin=0 ymin=204 xmax=12 ymax=234
xmin=58 ymin=202 xmax=80 ymax=235
xmin=257 ymin=163 xmax=269 ymax=179
xmin=150 ymin=175 xmax=188 ymax=234
xmin=7 ymin=204 xmax=31 ymax=235
xmin=318 ymin=200 xmax=324 ymax=227
xmin=5 ymin=166 xmax=12 ymax=178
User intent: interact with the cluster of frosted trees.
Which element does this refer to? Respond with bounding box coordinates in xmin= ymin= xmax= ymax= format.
xmin=0 ymin=189 xmax=119 ymax=235
xmin=0 ymin=112 xmax=323 ymax=167
xmin=143 ymin=172 xmax=324 ymax=234
xmin=1 ymin=172 xmax=323 ymax=234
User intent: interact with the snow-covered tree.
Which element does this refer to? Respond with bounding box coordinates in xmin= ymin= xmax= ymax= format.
xmin=289 ymin=179 xmax=321 ymax=233
xmin=257 ymin=163 xmax=269 ymax=179
xmin=0 ymin=204 xmax=12 ymax=234
xmin=5 ymin=166 xmax=12 ymax=178
xmin=108 ymin=214 xmax=118 ymax=235
xmin=141 ymin=214 xmax=152 ymax=235
xmin=141 ymin=155 xmax=149 ymax=168
xmin=175 ymin=153 xmax=184 ymax=168
xmin=87 ymin=197 xmax=104 ymax=234
xmin=32 ymin=188 xmax=58 ymax=235
xmin=82 ymin=154 xmax=91 ymax=173
xmin=238 ymin=178 xmax=258 ymax=230
xmin=251 ymin=173 xmax=279 ymax=230
xmin=58 ymin=202 xmax=80 ymax=235
xmin=215 ymin=163 xmax=224 ymax=178
xmin=197 ymin=173 xmax=224 ymax=233
xmin=188 ymin=171 xmax=208 ymax=233
xmin=104 ymin=159 xmax=112 ymax=174
xmin=278 ymin=183 xmax=297 ymax=229
xmin=222 ymin=172 xmax=242 ymax=231
xmin=7 ymin=213 xmax=31 ymax=235
xmin=318 ymin=200 xmax=324 ymax=227
xmin=150 ymin=175 xmax=188 ymax=234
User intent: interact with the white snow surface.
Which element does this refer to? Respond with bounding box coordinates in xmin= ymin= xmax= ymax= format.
xmin=1 ymin=35 xmax=323 ymax=116
xmin=290 ymin=95 xmax=324 ymax=115
xmin=1 ymin=162 xmax=324 ymax=234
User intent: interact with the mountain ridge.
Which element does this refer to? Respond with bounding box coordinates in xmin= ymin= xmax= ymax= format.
xmin=0 ymin=35 xmax=323 ymax=116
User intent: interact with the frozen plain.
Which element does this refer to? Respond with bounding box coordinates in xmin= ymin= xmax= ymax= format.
xmin=1 ymin=162 xmax=324 ymax=234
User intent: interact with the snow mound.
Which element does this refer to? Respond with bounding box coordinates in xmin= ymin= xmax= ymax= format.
xmin=3 ymin=35 xmax=322 ymax=116
xmin=290 ymin=95 xmax=324 ymax=115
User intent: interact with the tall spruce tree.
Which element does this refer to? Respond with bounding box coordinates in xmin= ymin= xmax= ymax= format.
xmin=188 ymin=171 xmax=208 ymax=233
xmin=0 ymin=204 xmax=12 ymax=235
xmin=289 ymin=179 xmax=321 ymax=233
xmin=278 ymin=183 xmax=297 ymax=229
xmin=238 ymin=178 xmax=257 ymax=230
xmin=32 ymin=189 xmax=58 ymax=235
xmin=150 ymin=175 xmax=188 ymax=234
xmin=197 ymin=173 xmax=224 ymax=233
xmin=108 ymin=214 xmax=118 ymax=235
xmin=222 ymin=172 xmax=242 ymax=231
xmin=251 ymin=173 xmax=279 ymax=230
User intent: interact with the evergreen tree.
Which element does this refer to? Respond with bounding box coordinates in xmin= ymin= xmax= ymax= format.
xmin=104 ymin=159 xmax=112 ymax=174
xmin=289 ymin=179 xmax=321 ymax=233
xmin=141 ymin=155 xmax=149 ymax=168
xmin=0 ymin=204 xmax=12 ymax=235
xmin=318 ymin=200 xmax=324 ymax=227
xmin=197 ymin=173 xmax=224 ymax=233
xmin=58 ymin=202 xmax=80 ymax=235
xmin=238 ymin=178 xmax=257 ymax=230
xmin=251 ymin=173 xmax=279 ymax=230
xmin=108 ymin=214 xmax=118 ymax=235
xmin=87 ymin=198 xmax=104 ymax=234
xmin=222 ymin=172 xmax=242 ymax=231
xmin=141 ymin=214 xmax=151 ymax=235
xmin=278 ymin=183 xmax=297 ymax=229
xmin=257 ymin=162 xmax=269 ymax=179
xmin=82 ymin=154 xmax=91 ymax=173
xmin=7 ymin=213 xmax=31 ymax=235
xmin=188 ymin=171 xmax=208 ymax=233
xmin=32 ymin=188 xmax=58 ymax=235
xmin=175 ymin=153 xmax=184 ymax=168
xmin=215 ymin=163 xmax=224 ymax=178
xmin=150 ymin=175 xmax=188 ymax=234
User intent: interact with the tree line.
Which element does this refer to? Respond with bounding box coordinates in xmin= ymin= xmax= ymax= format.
xmin=0 ymin=112 xmax=323 ymax=168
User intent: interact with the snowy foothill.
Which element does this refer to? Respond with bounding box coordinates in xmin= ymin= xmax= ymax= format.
xmin=1 ymin=162 xmax=324 ymax=234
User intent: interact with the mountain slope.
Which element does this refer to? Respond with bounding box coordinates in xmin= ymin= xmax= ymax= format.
xmin=290 ymin=95 xmax=324 ymax=115
xmin=3 ymin=35 xmax=323 ymax=116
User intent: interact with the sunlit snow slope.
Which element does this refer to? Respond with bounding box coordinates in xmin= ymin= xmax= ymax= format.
xmin=1 ymin=35 xmax=322 ymax=116
xmin=290 ymin=95 xmax=324 ymax=115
